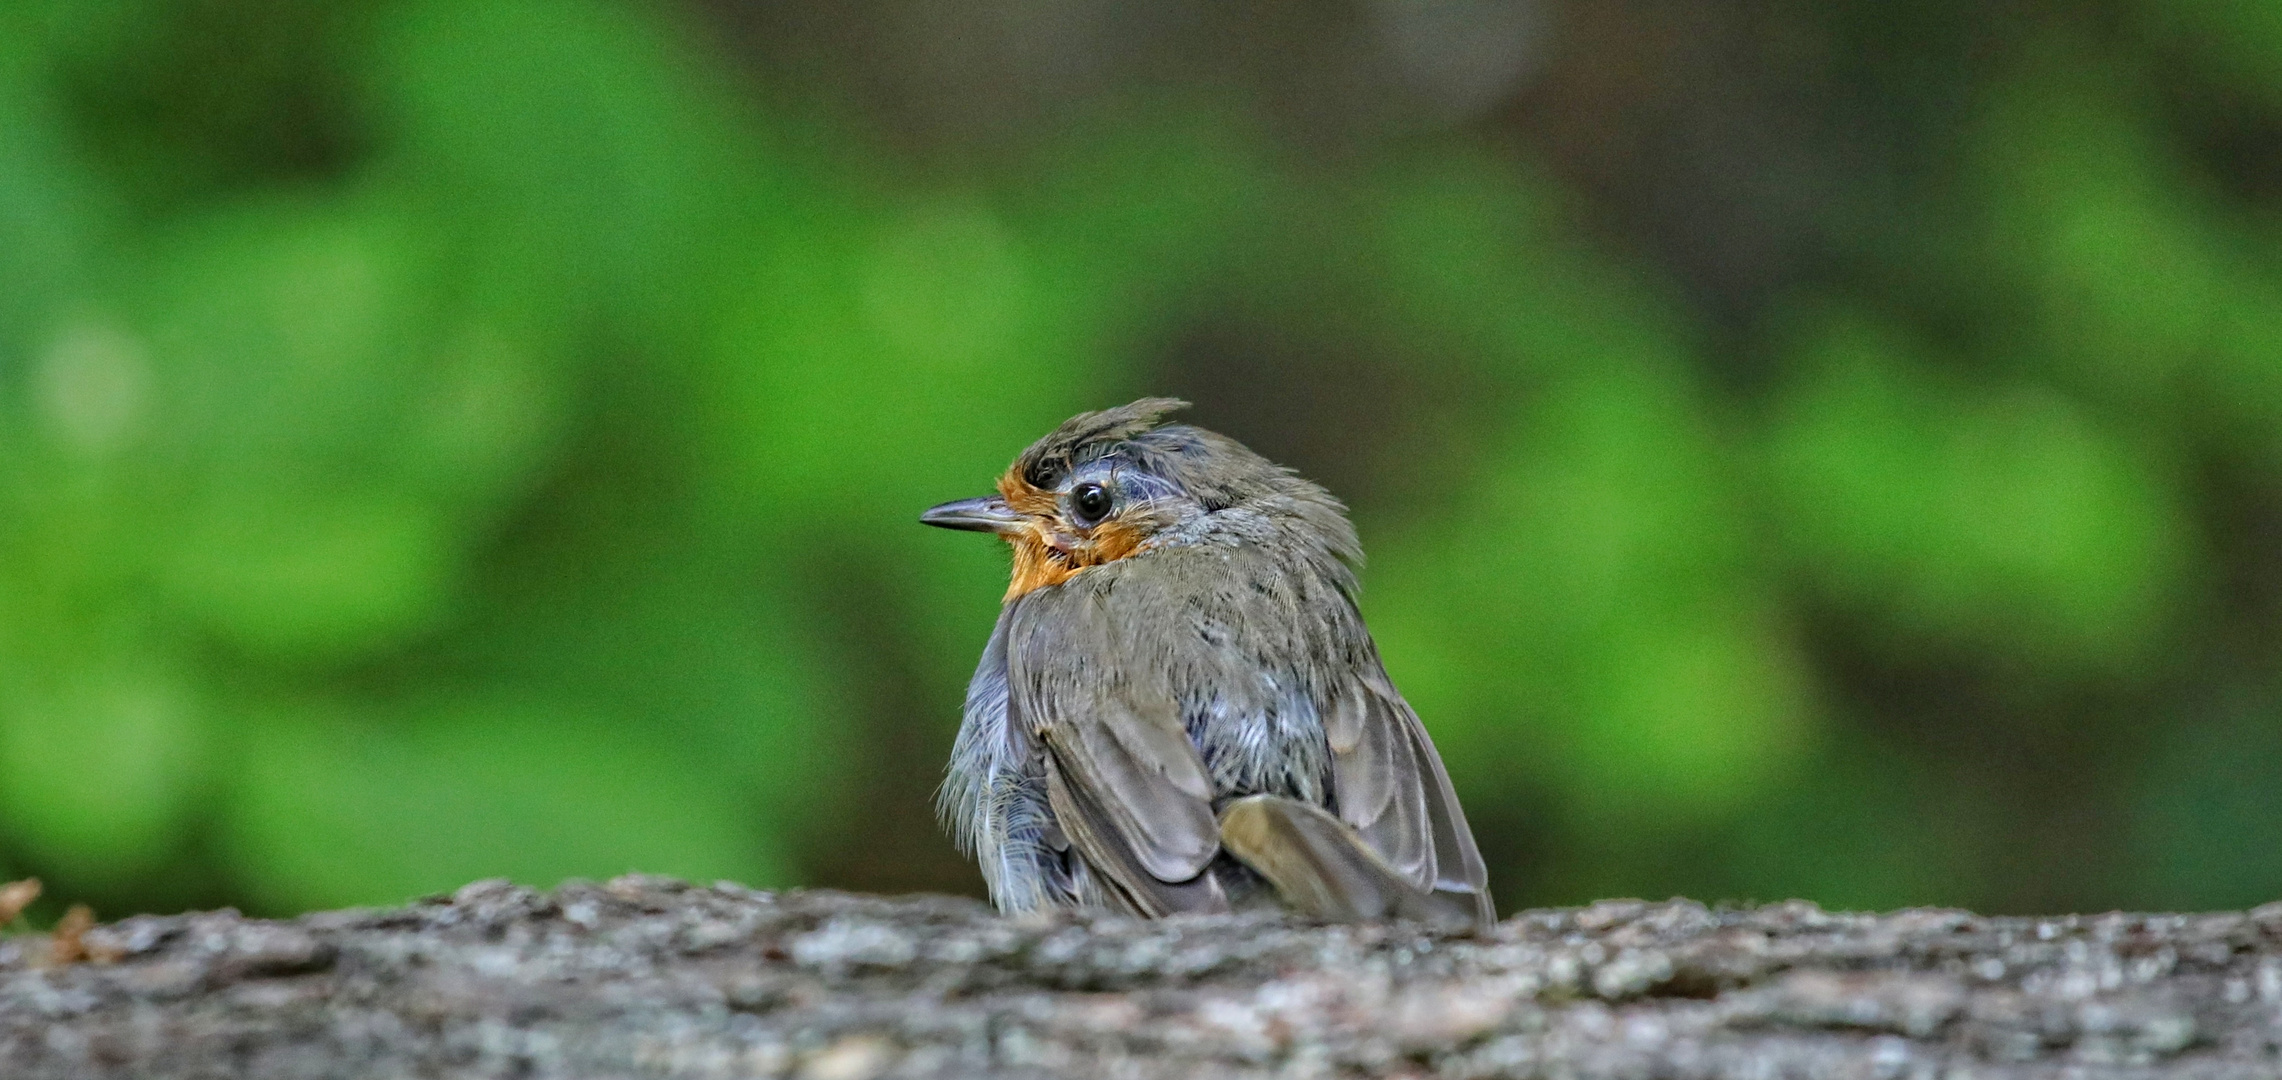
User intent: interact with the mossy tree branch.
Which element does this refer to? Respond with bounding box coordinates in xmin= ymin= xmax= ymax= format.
xmin=5 ymin=876 xmax=2280 ymax=1078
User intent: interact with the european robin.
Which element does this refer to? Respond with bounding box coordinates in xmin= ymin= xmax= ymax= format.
xmin=922 ymin=398 xmax=1493 ymax=930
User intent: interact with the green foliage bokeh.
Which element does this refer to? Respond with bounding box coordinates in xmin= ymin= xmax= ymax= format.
xmin=3 ymin=0 xmax=2282 ymax=918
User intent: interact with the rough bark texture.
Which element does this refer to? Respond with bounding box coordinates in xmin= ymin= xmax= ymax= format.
xmin=5 ymin=876 xmax=2282 ymax=1078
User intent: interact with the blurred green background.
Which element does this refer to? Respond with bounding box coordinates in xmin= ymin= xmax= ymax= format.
xmin=2 ymin=0 xmax=2280 ymax=921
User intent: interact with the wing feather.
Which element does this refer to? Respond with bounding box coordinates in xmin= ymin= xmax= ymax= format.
xmin=1007 ymin=585 xmax=1227 ymax=912
xmin=1044 ymin=753 xmax=1227 ymax=916
xmin=1328 ymin=658 xmax=1493 ymax=926
xmin=1050 ymin=694 xmax=1219 ymax=881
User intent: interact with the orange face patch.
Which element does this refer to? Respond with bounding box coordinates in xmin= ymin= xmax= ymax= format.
xmin=997 ymin=469 xmax=1060 ymax=518
xmin=1087 ymin=518 xmax=1148 ymax=564
xmin=995 ymin=465 xmax=1150 ymax=600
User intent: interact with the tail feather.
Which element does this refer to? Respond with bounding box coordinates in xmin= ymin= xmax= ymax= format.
xmin=1217 ymin=795 xmax=1488 ymax=933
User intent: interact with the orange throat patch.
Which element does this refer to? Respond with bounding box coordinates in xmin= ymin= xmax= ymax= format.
xmin=1005 ymin=533 xmax=1079 ymax=600
xmin=997 ymin=470 xmax=1148 ymax=600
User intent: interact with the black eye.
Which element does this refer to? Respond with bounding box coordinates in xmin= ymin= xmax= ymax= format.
xmin=1070 ymin=482 xmax=1113 ymax=525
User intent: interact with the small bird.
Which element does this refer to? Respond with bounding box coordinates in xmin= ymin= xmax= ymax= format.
xmin=922 ymin=398 xmax=1493 ymax=930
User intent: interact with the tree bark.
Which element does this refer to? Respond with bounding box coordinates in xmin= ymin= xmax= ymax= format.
xmin=4 ymin=875 xmax=2280 ymax=1078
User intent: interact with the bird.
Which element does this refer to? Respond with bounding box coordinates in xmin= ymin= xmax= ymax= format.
xmin=921 ymin=398 xmax=1494 ymax=930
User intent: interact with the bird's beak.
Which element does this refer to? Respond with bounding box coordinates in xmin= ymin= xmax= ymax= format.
xmin=920 ymin=495 xmax=1026 ymax=534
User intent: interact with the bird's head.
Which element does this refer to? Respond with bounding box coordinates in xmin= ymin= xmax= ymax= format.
xmin=921 ymin=398 xmax=1357 ymax=600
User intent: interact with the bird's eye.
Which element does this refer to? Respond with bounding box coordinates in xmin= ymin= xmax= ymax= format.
xmin=1069 ymin=482 xmax=1113 ymax=526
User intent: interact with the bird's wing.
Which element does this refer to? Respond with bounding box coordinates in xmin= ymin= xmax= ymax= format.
xmin=1322 ymin=656 xmax=1495 ymax=928
xmin=1006 ymin=587 xmax=1228 ymax=917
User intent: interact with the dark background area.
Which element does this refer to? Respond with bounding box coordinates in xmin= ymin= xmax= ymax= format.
xmin=2 ymin=0 xmax=2281 ymax=922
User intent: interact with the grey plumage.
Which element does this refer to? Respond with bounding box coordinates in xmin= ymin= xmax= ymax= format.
xmin=926 ymin=398 xmax=1494 ymax=930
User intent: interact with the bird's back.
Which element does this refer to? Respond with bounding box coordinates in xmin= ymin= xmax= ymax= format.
xmin=957 ymin=518 xmax=1490 ymax=924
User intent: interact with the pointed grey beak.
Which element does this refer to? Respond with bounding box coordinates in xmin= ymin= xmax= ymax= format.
xmin=921 ymin=495 xmax=1025 ymax=534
